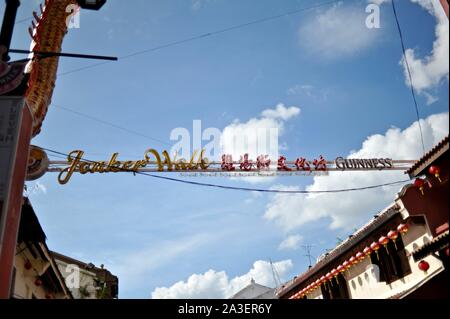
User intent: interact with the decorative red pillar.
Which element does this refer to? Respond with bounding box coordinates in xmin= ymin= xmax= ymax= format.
xmin=440 ymin=0 xmax=449 ymax=18
xmin=0 ymin=97 xmax=33 ymax=299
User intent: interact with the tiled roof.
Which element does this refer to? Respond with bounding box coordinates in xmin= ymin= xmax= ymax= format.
xmin=411 ymin=230 xmax=449 ymax=261
xmin=406 ymin=136 xmax=449 ymax=177
xmin=277 ymin=204 xmax=400 ymax=297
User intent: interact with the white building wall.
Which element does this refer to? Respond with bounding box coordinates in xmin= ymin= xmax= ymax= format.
xmin=345 ymin=223 xmax=444 ymax=299
xmin=55 ymin=260 xmax=98 ymax=299
xmin=302 ymin=220 xmax=444 ymax=300
xmin=13 ymin=247 xmax=67 ymax=299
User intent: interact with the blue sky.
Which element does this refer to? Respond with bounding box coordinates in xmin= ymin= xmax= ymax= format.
xmin=2 ymin=0 xmax=448 ymax=298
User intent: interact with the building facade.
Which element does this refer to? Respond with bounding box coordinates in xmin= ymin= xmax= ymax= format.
xmin=51 ymin=251 xmax=119 ymax=299
xmin=11 ymin=197 xmax=119 ymax=299
xmin=277 ymin=137 xmax=449 ymax=299
xmin=12 ymin=198 xmax=72 ymax=299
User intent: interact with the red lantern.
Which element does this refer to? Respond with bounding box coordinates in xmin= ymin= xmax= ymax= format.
xmin=24 ymin=260 xmax=32 ymax=270
xmin=363 ymin=246 xmax=372 ymax=257
xmin=356 ymin=252 xmax=365 ymax=261
xmin=397 ymin=223 xmax=409 ymax=234
xmin=343 ymin=260 xmax=351 ymax=269
xmin=379 ymin=236 xmax=390 ymax=255
xmin=349 ymin=256 xmax=358 ymax=265
xmin=387 ymin=230 xmax=398 ymax=241
xmin=337 ymin=265 xmax=345 ymax=273
xmin=326 ymin=272 xmax=332 ymax=281
xmin=34 ymin=278 xmax=42 ymax=287
xmin=379 ymin=235 xmax=389 ymax=246
xmin=331 ymin=268 xmax=339 ymax=284
xmin=414 ymin=178 xmax=425 ymax=195
xmin=428 ymin=165 xmax=442 ymax=182
xmin=320 ymin=275 xmax=326 ymax=283
xmin=370 ymin=242 xmax=381 ymax=260
xmin=418 ymin=260 xmax=430 ymax=272
xmin=387 ymin=230 xmax=399 ymax=249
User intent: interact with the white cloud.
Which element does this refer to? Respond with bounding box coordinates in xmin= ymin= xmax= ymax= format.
xmin=370 ymin=0 xmax=389 ymax=5
xmin=400 ymin=7 xmax=449 ymax=92
xmin=26 ymin=181 xmax=47 ymax=196
xmin=220 ymin=104 xmax=300 ymax=184
xmin=423 ymin=91 xmax=439 ymax=105
xmin=286 ymin=84 xmax=329 ymax=102
xmin=151 ymin=259 xmax=293 ymax=299
xmin=410 ymin=0 xmax=436 ymax=15
xmin=36 ymin=181 xmax=47 ymax=194
xmin=221 ymin=103 xmax=299 ymax=163
xmin=111 ymin=234 xmax=213 ymax=295
xmin=278 ymin=235 xmax=303 ymax=251
xmin=260 ymin=104 xmax=301 ymax=121
xmin=369 ymin=0 xmax=434 ymax=14
xmin=244 ymin=191 xmax=263 ymax=204
xmin=287 ymin=84 xmax=314 ymax=96
xmin=264 ymin=112 xmax=449 ymax=232
xmin=375 ymin=0 xmax=449 ymax=94
xmin=299 ymin=2 xmax=380 ymax=59
xmin=191 ymin=0 xmax=214 ymax=11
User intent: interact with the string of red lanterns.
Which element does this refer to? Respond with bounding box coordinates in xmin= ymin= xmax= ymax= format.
xmin=414 ymin=164 xmax=443 ymax=196
xmin=290 ymin=222 xmax=410 ymax=299
xmin=428 ymin=165 xmax=442 ymax=183
xmin=21 ymin=254 xmax=56 ymax=299
xmin=414 ymin=178 xmax=426 ymax=195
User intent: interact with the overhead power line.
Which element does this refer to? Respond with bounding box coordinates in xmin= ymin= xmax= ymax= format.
xmin=56 ymin=0 xmax=343 ymax=77
xmin=41 ymin=147 xmax=411 ymax=194
xmin=391 ymin=0 xmax=426 ymax=155
xmin=52 ymin=103 xmax=171 ymax=146
xmin=14 ymin=16 xmax=33 ymax=24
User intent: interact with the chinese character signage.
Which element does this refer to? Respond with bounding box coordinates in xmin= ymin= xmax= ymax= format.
xmin=27 ymin=147 xmax=406 ymax=185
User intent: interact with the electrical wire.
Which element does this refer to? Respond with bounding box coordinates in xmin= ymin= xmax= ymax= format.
xmin=52 ymin=104 xmax=171 ymax=146
xmin=14 ymin=16 xmax=33 ymax=24
xmin=56 ymin=0 xmax=343 ymax=77
xmin=42 ymin=147 xmax=412 ymax=194
xmin=391 ymin=0 xmax=426 ymax=155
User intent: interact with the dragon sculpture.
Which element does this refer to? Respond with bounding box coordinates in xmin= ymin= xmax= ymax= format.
xmin=25 ymin=0 xmax=77 ymax=137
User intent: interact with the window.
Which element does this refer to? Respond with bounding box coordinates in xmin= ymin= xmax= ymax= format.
xmin=370 ymin=235 xmax=411 ymax=284
xmin=320 ymin=273 xmax=350 ymax=299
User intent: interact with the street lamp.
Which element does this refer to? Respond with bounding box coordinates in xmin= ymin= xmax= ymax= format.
xmin=0 ymin=0 xmax=20 ymax=61
xmin=76 ymin=0 xmax=106 ymax=10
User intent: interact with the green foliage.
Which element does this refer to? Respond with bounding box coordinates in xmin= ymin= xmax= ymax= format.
xmin=79 ymin=285 xmax=90 ymax=299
